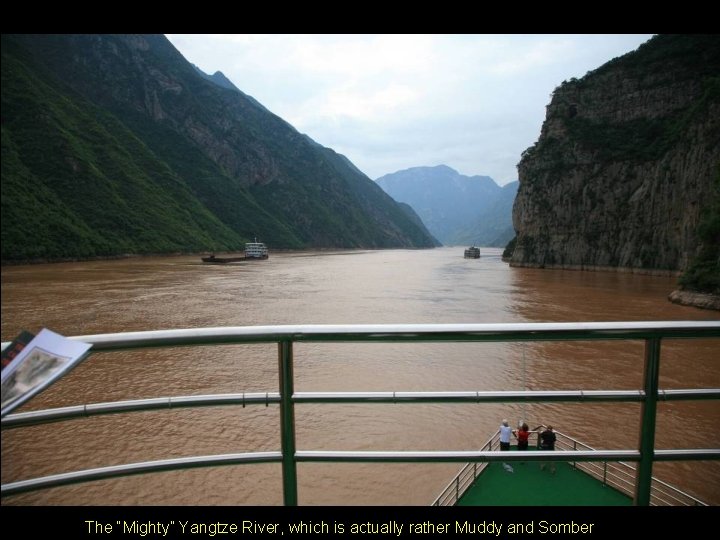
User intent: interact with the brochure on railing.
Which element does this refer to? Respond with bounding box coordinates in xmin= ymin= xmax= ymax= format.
xmin=1 ymin=329 xmax=36 ymax=371
xmin=1 ymin=328 xmax=92 ymax=417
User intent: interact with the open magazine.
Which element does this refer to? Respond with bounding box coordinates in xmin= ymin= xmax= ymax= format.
xmin=1 ymin=328 xmax=92 ymax=417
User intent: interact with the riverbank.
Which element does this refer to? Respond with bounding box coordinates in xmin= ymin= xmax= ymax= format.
xmin=506 ymin=260 xmax=720 ymax=310
xmin=0 ymin=252 xmax=184 ymax=266
xmin=668 ymin=290 xmax=720 ymax=311
xmin=1 ymin=247 xmax=434 ymax=267
xmin=508 ymin=261 xmax=681 ymax=277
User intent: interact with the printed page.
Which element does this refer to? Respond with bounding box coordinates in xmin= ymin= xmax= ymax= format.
xmin=1 ymin=329 xmax=92 ymax=416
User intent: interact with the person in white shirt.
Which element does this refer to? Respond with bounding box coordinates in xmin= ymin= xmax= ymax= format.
xmin=499 ymin=419 xmax=513 ymax=451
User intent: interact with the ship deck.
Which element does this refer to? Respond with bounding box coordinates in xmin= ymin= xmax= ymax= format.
xmin=457 ymin=447 xmax=631 ymax=506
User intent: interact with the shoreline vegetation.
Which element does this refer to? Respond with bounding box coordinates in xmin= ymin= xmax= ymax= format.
xmin=0 ymin=246 xmax=439 ymax=267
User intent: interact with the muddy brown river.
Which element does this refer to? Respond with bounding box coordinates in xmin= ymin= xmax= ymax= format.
xmin=2 ymin=247 xmax=718 ymax=504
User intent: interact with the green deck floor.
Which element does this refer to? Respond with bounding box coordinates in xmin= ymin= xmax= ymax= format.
xmin=457 ymin=459 xmax=632 ymax=506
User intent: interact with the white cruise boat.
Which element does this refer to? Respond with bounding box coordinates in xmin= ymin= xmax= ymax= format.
xmin=244 ymin=240 xmax=269 ymax=259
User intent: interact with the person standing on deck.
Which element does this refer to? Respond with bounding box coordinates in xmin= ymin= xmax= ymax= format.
xmin=499 ymin=419 xmax=513 ymax=451
xmin=539 ymin=425 xmax=557 ymax=474
xmin=515 ymin=423 xmax=530 ymax=451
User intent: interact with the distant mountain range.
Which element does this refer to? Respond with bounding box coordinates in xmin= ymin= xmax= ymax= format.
xmin=376 ymin=165 xmax=518 ymax=246
xmin=1 ymin=34 xmax=437 ymax=262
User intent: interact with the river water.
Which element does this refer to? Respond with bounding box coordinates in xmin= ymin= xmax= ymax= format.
xmin=1 ymin=247 xmax=718 ymax=505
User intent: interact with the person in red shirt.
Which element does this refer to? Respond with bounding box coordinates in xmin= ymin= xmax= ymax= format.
xmin=515 ymin=423 xmax=530 ymax=451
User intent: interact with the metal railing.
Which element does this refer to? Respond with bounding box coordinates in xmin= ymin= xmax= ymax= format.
xmin=432 ymin=430 xmax=504 ymax=506
xmin=558 ymin=431 xmax=707 ymax=506
xmin=2 ymin=321 xmax=719 ymax=505
xmin=433 ymin=427 xmax=708 ymax=506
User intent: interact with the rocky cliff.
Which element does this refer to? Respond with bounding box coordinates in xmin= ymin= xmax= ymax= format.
xmin=511 ymin=35 xmax=720 ymax=284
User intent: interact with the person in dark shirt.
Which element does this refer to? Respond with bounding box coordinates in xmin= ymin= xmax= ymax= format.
xmin=539 ymin=425 xmax=557 ymax=474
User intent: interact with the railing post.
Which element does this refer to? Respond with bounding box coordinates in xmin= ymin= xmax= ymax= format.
xmin=603 ymin=462 xmax=608 ymax=486
xmin=278 ymin=340 xmax=298 ymax=506
xmin=635 ymin=337 xmax=661 ymax=506
xmin=573 ymin=441 xmax=577 ymax=469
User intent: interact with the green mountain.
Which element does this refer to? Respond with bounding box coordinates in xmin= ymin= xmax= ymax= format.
xmin=376 ymin=165 xmax=517 ymax=246
xmin=510 ymin=34 xmax=719 ymax=304
xmin=1 ymin=34 xmax=436 ymax=262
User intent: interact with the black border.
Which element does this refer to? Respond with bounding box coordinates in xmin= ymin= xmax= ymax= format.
xmin=2 ymin=505 xmax=717 ymax=537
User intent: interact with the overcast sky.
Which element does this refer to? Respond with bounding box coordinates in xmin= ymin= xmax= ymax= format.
xmin=166 ymin=34 xmax=653 ymax=186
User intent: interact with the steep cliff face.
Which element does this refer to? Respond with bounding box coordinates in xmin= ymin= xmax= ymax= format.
xmin=511 ymin=35 xmax=720 ymax=275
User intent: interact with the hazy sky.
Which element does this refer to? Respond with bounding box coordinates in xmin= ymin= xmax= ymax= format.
xmin=166 ymin=34 xmax=653 ymax=186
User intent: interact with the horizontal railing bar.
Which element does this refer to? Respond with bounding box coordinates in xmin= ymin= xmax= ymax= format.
xmin=11 ymin=446 xmax=713 ymax=500
xmin=13 ymin=388 xmax=718 ymax=429
xmin=292 ymin=390 xmax=649 ymax=403
xmin=4 ymin=321 xmax=716 ymax=352
xmin=1 ymin=451 xmax=282 ymax=497
xmin=654 ymin=449 xmax=720 ymax=461
xmin=1 ymin=393 xmax=282 ymax=429
xmin=295 ymin=448 xmax=717 ymax=463
xmin=659 ymin=389 xmax=720 ymax=400
xmin=294 ymin=389 xmax=718 ymax=404
xmin=296 ymin=450 xmax=641 ymax=463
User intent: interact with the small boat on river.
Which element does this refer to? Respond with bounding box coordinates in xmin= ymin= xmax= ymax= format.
xmin=464 ymin=246 xmax=480 ymax=258
xmin=202 ymin=240 xmax=269 ymax=263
